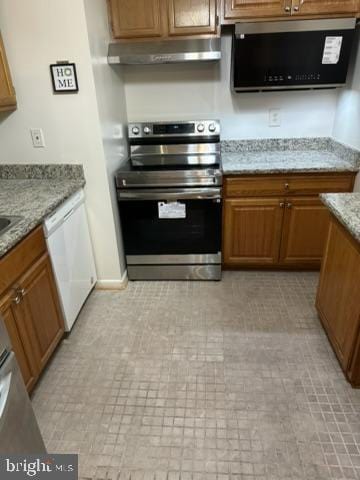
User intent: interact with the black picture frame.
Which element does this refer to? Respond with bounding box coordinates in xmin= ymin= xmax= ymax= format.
xmin=50 ymin=63 xmax=79 ymax=93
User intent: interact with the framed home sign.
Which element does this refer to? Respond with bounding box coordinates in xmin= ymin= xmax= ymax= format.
xmin=50 ymin=63 xmax=79 ymax=93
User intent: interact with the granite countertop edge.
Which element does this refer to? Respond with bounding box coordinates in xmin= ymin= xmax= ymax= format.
xmin=221 ymin=152 xmax=359 ymax=175
xmin=320 ymin=193 xmax=360 ymax=244
xmin=0 ymin=178 xmax=86 ymax=258
xmin=222 ymin=164 xmax=359 ymax=175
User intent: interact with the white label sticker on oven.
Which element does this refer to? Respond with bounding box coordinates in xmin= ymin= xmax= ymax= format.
xmin=158 ymin=201 xmax=186 ymax=219
xmin=322 ymin=36 xmax=343 ymax=65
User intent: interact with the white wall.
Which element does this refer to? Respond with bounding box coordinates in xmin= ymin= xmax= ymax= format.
xmin=0 ymin=0 xmax=125 ymax=284
xmin=333 ymin=31 xmax=360 ymax=150
xmin=83 ymin=0 xmax=129 ymax=282
xmin=333 ymin=31 xmax=360 ymax=192
xmin=124 ymin=33 xmax=339 ymax=140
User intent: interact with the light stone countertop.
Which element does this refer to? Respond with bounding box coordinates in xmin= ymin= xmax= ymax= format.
xmin=0 ymin=177 xmax=85 ymax=258
xmin=222 ymin=151 xmax=359 ymax=175
xmin=321 ymin=193 xmax=360 ymax=244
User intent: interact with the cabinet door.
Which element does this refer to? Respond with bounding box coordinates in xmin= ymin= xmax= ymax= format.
xmin=223 ymin=198 xmax=284 ymax=266
xmin=348 ymin=317 xmax=360 ymax=387
xmin=292 ymin=0 xmax=359 ymax=16
xmin=19 ymin=254 xmax=64 ymax=373
xmin=0 ymin=291 xmax=38 ymax=392
xmin=316 ymin=219 xmax=360 ymax=371
xmin=223 ymin=0 xmax=290 ymax=20
xmin=0 ymin=32 xmax=16 ymax=112
xmin=108 ymin=0 xmax=164 ymax=39
xmin=168 ymin=0 xmax=218 ymax=36
xmin=279 ymin=197 xmax=330 ymax=267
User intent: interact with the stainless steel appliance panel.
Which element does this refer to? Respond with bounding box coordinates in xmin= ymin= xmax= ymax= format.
xmin=108 ymin=38 xmax=221 ymax=65
xmin=126 ymin=253 xmax=221 ymax=265
xmin=128 ymin=265 xmax=221 ymax=281
xmin=129 ymin=120 xmax=220 ymax=139
xmin=116 ymin=170 xmax=222 ymax=189
xmin=116 ymin=119 xmax=223 ymax=281
xmin=0 ymin=318 xmax=11 ymax=356
xmin=118 ymin=187 xmax=222 ymax=201
xmin=0 ymin=352 xmax=46 ymax=454
xmin=232 ymin=18 xmax=357 ymax=92
xmin=130 ymin=143 xmax=220 ymax=167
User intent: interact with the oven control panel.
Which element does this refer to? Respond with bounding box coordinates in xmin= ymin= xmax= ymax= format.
xmin=129 ymin=120 xmax=220 ymax=139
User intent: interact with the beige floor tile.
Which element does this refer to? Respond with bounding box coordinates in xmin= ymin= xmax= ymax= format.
xmin=32 ymin=272 xmax=360 ymax=480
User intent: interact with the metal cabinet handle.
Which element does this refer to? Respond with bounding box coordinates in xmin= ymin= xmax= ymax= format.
xmin=11 ymin=286 xmax=26 ymax=305
xmin=12 ymin=294 xmax=21 ymax=305
xmin=285 ymin=6 xmax=291 ymax=12
xmin=293 ymin=5 xmax=299 ymax=11
xmin=284 ymin=183 xmax=289 ymax=189
xmin=286 ymin=202 xmax=292 ymax=209
xmin=279 ymin=202 xmax=285 ymax=208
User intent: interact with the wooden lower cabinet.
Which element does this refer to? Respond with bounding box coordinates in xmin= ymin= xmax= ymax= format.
xmin=223 ymin=197 xmax=284 ymax=266
xmin=316 ymin=216 xmax=360 ymax=386
xmin=17 ymin=254 xmax=64 ymax=374
xmin=223 ymin=196 xmax=330 ymax=269
xmin=0 ymin=294 xmax=38 ymax=392
xmin=223 ymin=173 xmax=355 ymax=269
xmin=0 ymin=227 xmax=65 ymax=392
xmin=279 ymin=197 xmax=330 ymax=266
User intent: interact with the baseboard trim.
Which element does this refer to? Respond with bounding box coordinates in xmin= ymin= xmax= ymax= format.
xmin=95 ymin=271 xmax=128 ymax=290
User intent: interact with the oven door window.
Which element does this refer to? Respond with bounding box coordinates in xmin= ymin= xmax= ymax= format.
xmin=120 ymin=199 xmax=221 ymax=255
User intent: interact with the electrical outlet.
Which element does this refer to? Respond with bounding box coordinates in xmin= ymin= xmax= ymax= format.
xmin=30 ymin=128 xmax=45 ymax=148
xmin=269 ymin=109 xmax=281 ymax=127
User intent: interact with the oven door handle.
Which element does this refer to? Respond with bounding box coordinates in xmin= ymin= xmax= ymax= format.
xmin=117 ymin=188 xmax=222 ymax=201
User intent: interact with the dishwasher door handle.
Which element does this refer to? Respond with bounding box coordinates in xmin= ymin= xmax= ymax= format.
xmin=62 ymin=208 xmax=75 ymax=222
xmin=118 ymin=187 xmax=222 ymax=201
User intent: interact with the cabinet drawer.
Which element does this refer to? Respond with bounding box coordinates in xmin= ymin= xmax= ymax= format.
xmin=0 ymin=226 xmax=46 ymax=297
xmin=224 ymin=173 xmax=355 ymax=198
xmin=286 ymin=174 xmax=355 ymax=195
xmin=225 ymin=176 xmax=289 ymax=197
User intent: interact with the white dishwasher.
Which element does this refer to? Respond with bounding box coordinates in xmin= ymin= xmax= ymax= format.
xmin=44 ymin=189 xmax=97 ymax=332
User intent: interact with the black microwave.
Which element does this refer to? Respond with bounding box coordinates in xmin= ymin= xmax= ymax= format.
xmin=232 ymin=18 xmax=357 ymax=92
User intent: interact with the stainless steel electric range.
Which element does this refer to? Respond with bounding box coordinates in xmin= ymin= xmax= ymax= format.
xmin=115 ymin=120 xmax=222 ymax=281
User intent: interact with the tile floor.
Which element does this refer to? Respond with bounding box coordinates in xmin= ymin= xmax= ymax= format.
xmin=32 ymin=271 xmax=360 ymax=480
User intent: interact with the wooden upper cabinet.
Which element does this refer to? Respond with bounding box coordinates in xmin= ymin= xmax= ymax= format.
xmin=279 ymin=197 xmax=330 ymax=266
xmin=108 ymin=0 xmax=164 ymax=39
xmin=223 ymin=0 xmax=290 ymax=20
xmin=168 ymin=0 xmax=218 ymax=36
xmin=292 ymin=0 xmax=359 ymax=16
xmin=0 ymin=32 xmax=16 ymax=112
xmin=223 ymin=0 xmax=359 ymax=21
xmin=223 ymin=197 xmax=284 ymax=266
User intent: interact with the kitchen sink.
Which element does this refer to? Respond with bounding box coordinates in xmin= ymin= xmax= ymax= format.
xmin=0 ymin=216 xmax=22 ymax=236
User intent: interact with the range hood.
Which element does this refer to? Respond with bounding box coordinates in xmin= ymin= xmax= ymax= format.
xmin=108 ymin=38 xmax=221 ymax=65
xmin=232 ymin=18 xmax=357 ymax=92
